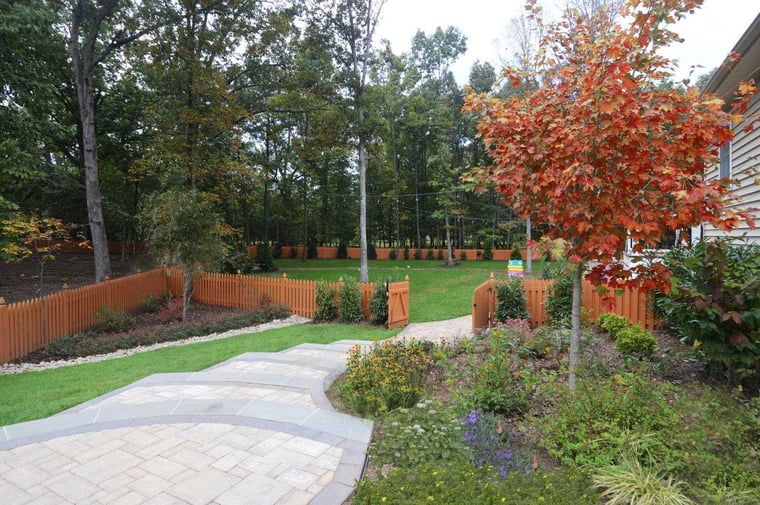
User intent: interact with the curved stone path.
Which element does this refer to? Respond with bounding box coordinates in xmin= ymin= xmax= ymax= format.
xmin=0 ymin=340 xmax=374 ymax=505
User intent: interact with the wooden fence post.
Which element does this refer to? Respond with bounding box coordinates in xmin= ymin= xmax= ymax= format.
xmin=281 ymin=273 xmax=287 ymax=306
xmin=0 ymin=298 xmax=9 ymax=364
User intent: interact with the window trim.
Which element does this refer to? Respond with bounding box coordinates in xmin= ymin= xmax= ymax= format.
xmin=719 ymin=141 xmax=732 ymax=179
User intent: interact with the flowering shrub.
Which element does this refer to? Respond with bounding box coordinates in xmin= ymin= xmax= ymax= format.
xmin=339 ymin=340 xmax=433 ymax=415
xmin=372 ymin=400 xmax=469 ymax=468
xmin=462 ymin=410 xmax=531 ymax=477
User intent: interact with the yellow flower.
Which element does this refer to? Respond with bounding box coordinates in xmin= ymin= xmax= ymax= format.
xmin=381 ymin=498 xmax=387 ymax=503
xmin=693 ymin=339 xmax=701 ymax=348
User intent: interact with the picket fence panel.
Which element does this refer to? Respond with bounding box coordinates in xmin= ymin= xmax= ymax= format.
xmin=473 ymin=275 xmax=658 ymax=331
xmin=1 ymin=268 xmax=409 ymax=364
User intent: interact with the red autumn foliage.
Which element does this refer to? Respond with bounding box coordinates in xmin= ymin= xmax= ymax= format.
xmin=464 ymin=0 xmax=756 ymax=298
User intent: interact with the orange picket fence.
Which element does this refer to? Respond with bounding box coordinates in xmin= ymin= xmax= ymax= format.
xmin=0 ymin=269 xmax=167 ymax=364
xmin=0 ymin=269 xmax=411 ymax=364
xmin=472 ymin=274 xmax=659 ymax=331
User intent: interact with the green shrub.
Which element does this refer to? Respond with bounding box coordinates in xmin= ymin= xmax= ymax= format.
xmin=338 ymin=276 xmax=363 ymax=323
xmin=388 ymin=248 xmax=397 ymax=260
xmin=426 ymin=248 xmax=434 ymax=260
xmin=544 ymin=265 xmax=575 ymax=327
xmin=522 ymin=326 xmax=570 ymax=358
xmin=313 ymin=282 xmax=338 ymax=323
xmin=254 ymin=243 xmax=277 ymax=272
xmin=482 ymin=240 xmax=493 ymax=261
xmin=616 ymin=324 xmax=657 ymax=357
xmin=272 ymin=243 xmax=282 ymax=259
xmin=307 ymin=239 xmax=318 ymax=259
xmin=535 ymin=374 xmax=680 ymax=467
xmin=414 ymin=248 xmax=422 ymax=260
xmin=436 ymin=249 xmax=444 ymax=261
xmin=454 ymin=327 xmax=532 ymax=416
xmin=459 ymin=250 xmax=467 ymax=261
xmin=511 ymin=247 xmax=523 ymax=260
xmin=93 ymin=305 xmax=131 ymax=333
xmin=368 ymin=243 xmax=377 ymax=260
xmin=289 ymin=245 xmax=298 ymax=258
xmin=337 ymin=241 xmax=348 ymax=259
xmin=495 ymin=277 xmax=530 ymax=322
xmin=338 ymin=340 xmax=433 ymax=415
xmin=353 ymin=462 xmax=598 ymax=505
xmin=139 ymin=294 xmax=163 ymax=314
xmin=220 ymin=244 xmax=256 ymax=274
xmin=32 ymin=304 xmax=290 ymax=361
xmin=598 ymin=313 xmax=631 ymax=338
xmin=372 ymin=400 xmax=470 ymax=467
xmin=369 ymin=280 xmax=388 ymax=326
xmin=655 ymin=239 xmax=760 ymax=387
xmin=403 ymin=245 xmax=410 ymax=260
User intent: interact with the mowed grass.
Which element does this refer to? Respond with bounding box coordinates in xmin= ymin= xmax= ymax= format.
xmin=270 ymin=258 xmax=551 ymax=322
xmin=0 ymin=324 xmax=398 ymax=426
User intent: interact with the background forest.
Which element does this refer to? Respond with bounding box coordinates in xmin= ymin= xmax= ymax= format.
xmin=1 ymin=0 xmax=543 ymax=284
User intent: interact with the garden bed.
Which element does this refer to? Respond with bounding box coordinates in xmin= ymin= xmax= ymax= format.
xmin=333 ymin=321 xmax=760 ymax=505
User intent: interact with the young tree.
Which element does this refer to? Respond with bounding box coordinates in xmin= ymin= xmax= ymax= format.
xmin=138 ymin=189 xmax=229 ymax=321
xmin=464 ymin=0 xmax=756 ymax=388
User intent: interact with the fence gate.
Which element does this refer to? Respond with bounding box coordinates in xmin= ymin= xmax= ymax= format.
xmin=387 ymin=276 xmax=410 ymax=330
xmin=471 ymin=272 xmax=496 ymax=331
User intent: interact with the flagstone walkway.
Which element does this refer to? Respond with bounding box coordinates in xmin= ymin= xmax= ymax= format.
xmin=0 ymin=340 xmax=374 ymax=505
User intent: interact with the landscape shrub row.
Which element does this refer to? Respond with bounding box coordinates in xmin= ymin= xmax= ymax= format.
xmin=26 ymin=301 xmax=289 ymax=362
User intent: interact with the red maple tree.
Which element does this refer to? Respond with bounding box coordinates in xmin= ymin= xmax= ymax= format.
xmin=464 ymin=0 xmax=756 ymax=387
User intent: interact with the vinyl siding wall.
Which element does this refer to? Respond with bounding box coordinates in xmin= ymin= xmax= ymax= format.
xmin=703 ymin=95 xmax=760 ymax=244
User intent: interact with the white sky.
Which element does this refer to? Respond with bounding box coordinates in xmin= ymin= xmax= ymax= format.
xmin=375 ymin=0 xmax=760 ymax=85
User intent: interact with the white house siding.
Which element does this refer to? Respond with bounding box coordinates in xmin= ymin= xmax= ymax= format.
xmin=702 ymin=94 xmax=760 ymax=244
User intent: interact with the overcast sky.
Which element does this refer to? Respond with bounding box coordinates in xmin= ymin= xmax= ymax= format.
xmin=375 ymin=0 xmax=760 ymax=85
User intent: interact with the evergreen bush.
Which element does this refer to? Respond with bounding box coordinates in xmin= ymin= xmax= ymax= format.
xmin=314 ymin=282 xmax=338 ymax=323
xmin=495 ymin=277 xmax=530 ymax=322
xmin=426 ymin=248 xmax=434 ymax=260
xmin=307 ymin=239 xmax=318 ymax=259
xmin=254 ymin=243 xmax=277 ymax=272
xmin=414 ymin=248 xmax=423 ymax=260
xmin=338 ymin=276 xmax=363 ymax=323
xmin=388 ymin=248 xmax=397 ymax=260
xmin=337 ymin=241 xmax=348 ymax=259
xmin=616 ymin=324 xmax=657 ymax=357
xmin=545 ymin=265 xmax=575 ymax=327
xmin=369 ymin=280 xmax=388 ymax=326
xmin=482 ymin=240 xmax=493 ymax=261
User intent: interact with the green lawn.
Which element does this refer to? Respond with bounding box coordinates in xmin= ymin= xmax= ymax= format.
xmin=269 ymin=258 xmax=551 ymax=322
xmin=0 ymin=324 xmax=397 ymax=426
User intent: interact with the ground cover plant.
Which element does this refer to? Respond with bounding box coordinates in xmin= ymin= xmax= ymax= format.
xmin=334 ymin=320 xmax=760 ymax=504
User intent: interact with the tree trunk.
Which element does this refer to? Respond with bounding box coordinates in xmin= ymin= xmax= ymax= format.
xmin=526 ymin=215 xmax=532 ymax=274
xmin=445 ymin=211 xmax=454 ymax=267
xmin=70 ymin=0 xmax=112 ymax=283
xmin=358 ymin=95 xmax=369 ymax=282
xmin=569 ymin=263 xmax=583 ymax=389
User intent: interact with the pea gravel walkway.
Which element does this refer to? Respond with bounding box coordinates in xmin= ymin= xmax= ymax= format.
xmin=0 ymin=316 xmax=473 ymax=504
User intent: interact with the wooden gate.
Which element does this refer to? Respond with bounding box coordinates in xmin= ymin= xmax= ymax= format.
xmin=387 ymin=276 xmax=410 ymax=330
xmin=471 ymin=272 xmax=496 ymax=331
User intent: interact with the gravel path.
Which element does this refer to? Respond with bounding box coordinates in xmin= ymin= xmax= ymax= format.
xmin=0 ymin=315 xmax=311 ymax=375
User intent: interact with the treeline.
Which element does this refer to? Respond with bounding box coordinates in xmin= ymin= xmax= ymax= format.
xmin=1 ymin=0 xmax=532 ymax=279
